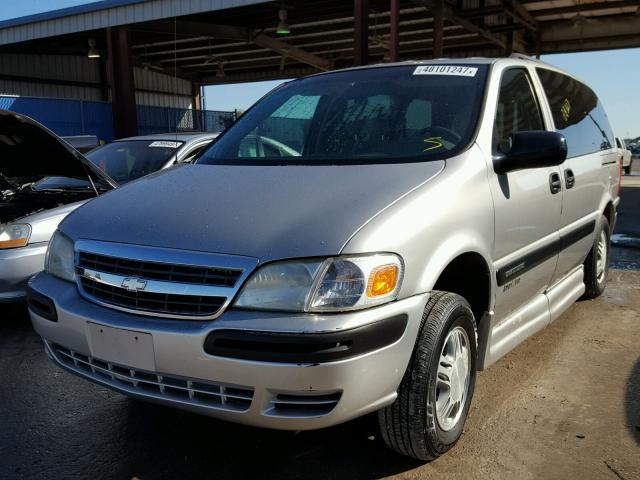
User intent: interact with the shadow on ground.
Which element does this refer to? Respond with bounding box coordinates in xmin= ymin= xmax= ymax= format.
xmin=117 ymin=403 xmax=422 ymax=480
xmin=627 ymin=357 xmax=640 ymax=445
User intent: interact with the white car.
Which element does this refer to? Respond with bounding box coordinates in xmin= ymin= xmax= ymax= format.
xmin=616 ymin=137 xmax=633 ymax=174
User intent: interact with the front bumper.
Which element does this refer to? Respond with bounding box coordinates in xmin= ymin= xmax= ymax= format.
xmin=0 ymin=242 xmax=47 ymax=303
xmin=28 ymin=272 xmax=428 ymax=430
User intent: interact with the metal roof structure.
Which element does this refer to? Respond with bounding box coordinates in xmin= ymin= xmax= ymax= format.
xmin=0 ymin=0 xmax=638 ymax=86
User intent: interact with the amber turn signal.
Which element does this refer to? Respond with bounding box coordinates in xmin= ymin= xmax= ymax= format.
xmin=0 ymin=223 xmax=31 ymax=249
xmin=0 ymin=238 xmax=29 ymax=249
xmin=366 ymin=264 xmax=399 ymax=298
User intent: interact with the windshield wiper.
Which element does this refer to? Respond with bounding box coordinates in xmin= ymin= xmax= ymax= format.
xmin=35 ymin=185 xmax=108 ymax=193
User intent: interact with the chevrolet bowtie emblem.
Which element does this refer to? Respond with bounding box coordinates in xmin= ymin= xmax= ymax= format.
xmin=121 ymin=277 xmax=147 ymax=292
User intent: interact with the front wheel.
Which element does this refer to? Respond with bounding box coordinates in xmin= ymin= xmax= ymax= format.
xmin=378 ymin=292 xmax=477 ymax=461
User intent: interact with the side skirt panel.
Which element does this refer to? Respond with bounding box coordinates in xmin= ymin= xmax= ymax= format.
xmin=547 ymin=266 xmax=585 ymax=323
xmin=481 ymin=265 xmax=585 ymax=369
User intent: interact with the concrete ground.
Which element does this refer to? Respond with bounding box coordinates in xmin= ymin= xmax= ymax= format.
xmin=1 ymin=169 xmax=638 ymax=480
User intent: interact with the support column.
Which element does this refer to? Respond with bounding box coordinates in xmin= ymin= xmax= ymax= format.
xmin=192 ymin=81 xmax=202 ymax=110
xmin=107 ymin=26 xmax=138 ymax=139
xmin=98 ymin=56 xmax=109 ymax=102
xmin=192 ymin=81 xmax=203 ymax=131
xmin=432 ymin=1 xmax=444 ymax=59
xmin=505 ymin=29 xmax=514 ymax=56
xmin=389 ymin=0 xmax=400 ymax=62
xmin=353 ymin=0 xmax=369 ymax=66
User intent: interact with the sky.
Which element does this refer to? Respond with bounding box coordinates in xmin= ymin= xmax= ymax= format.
xmin=2 ymin=1 xmax=639 ymax=137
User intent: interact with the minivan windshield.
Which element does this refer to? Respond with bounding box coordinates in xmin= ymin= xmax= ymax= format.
xmin=198 ymin=64 xmax=488 ymax=165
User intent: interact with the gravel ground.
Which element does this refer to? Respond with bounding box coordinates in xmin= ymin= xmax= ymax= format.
xmin=0 ymin=172 xmax=638 ymax=480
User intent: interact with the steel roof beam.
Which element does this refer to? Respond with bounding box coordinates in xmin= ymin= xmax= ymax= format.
xmin=501 ymin=0 xmax=537 ymax=31
xmin=156 ymin=26 xmax=472 ymax=65
xmin=146 ymin=20 xmax=334 ymax=71
xmin=529 ymin=0 xmax=639 ymax=18
xmin=136 ymin=15 xmax=453 ymax=59
xmin=178 ymin=32 xmax=479 ymax=69
xmin=411 ymin=0 xmax=511 ymax=50
xmin=540 ymin=16 xmax=640 ymax=43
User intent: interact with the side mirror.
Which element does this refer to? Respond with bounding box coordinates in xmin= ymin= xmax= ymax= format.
xmin=493 ymin=131 xmax=567 ymax=175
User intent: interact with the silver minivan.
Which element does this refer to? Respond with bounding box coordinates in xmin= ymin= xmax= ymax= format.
xmin=27 ymin=57 xmax=620 ymax=460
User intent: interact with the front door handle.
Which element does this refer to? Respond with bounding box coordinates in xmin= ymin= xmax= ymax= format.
xmin=564 ymin=169 xmax=575 ymax=189
xmin=549 ymin=172 xmax=562 ymax=194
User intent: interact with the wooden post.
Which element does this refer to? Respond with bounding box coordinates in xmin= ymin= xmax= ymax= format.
xmin=107 ymin=26 xmax=138 ymax=139
xmin=389 ymin=0 xmax=400 ymax=62
xmin=354 ymin=0 xmax=369 ymax=66
xmin=432 ymin=1 xmax=444 ymax=59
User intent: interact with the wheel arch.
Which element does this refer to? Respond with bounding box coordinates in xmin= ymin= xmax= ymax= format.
xmin=431 ymin=251 xmax=493 ymax=323
xmin=603 ymin=201 xmax=615 ymax=234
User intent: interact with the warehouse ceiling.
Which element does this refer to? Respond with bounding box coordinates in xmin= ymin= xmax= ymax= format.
xmin=0 ymin=0 xmax=638 ymax=85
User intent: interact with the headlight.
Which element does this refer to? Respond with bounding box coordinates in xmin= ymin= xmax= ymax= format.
xmin=235 ymin=253 xmax=403 ymax=313
xmin=0 ymin=223 xmax=31 ymax=249
xmin=45 ymin=230 xmax=76 ymax=282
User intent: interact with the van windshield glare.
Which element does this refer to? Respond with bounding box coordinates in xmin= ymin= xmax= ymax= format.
xmin=197 ymin=65 xmax=489 ymax=165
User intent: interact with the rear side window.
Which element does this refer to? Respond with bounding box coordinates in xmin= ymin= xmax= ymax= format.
xmin=536 ymin=68 xmax=614 ymax=158
xmin=493 ymin=68 xmax=544 ymax=154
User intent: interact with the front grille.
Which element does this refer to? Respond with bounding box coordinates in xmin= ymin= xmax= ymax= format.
xmin=80 ymin=277 xmax=225 ymax=317
xmin=78 ymin=252 xmax=242 ymax=287
xmin=75 ymin=241 xmax=256 ymax=320
xmin=268 ymin=392 xmax=342 ymax=417
xmin=49 ymin=343 xmax=254 ymax=412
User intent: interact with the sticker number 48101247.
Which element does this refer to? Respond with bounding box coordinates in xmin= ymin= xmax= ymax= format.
xmin=413 ymin=65 xmax=478 ymax=77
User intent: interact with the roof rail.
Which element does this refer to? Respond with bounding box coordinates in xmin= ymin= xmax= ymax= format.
xmin=509 ymin=53 xmax=543 ymax=63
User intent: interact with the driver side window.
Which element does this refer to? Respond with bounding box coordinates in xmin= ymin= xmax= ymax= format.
xmin=238 ymin=94 xmax=320 ymax=157
xmin=494 ymin=68 xmax=544 ymax=154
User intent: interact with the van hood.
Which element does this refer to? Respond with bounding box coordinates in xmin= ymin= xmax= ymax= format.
xmin=0 ymin=109 xmax=113 ymax=186
xmin=61 ymin=162 xmax=444 ymax=261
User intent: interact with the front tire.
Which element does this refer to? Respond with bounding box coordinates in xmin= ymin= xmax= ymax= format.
xmin=378 ymin=292 xmax=477 ymax=461
xmin=583 ymin=216 xmax=610 ymax=299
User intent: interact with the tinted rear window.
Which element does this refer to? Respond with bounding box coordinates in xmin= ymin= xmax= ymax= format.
xmin=536 ymin=68 xmax=614 ymax=158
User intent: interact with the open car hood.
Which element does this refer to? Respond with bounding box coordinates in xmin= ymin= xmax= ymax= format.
xmin=0 ymin=110 xmax=115 ymax=187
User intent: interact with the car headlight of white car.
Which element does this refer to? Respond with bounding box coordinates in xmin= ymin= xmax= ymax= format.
xmin=45 ymin=230 xmax=76 ymax=282
xmin=0 ymin=223 xmax=31 ymax=249
xmin=235 ymin=253 xmax=403 ymax=312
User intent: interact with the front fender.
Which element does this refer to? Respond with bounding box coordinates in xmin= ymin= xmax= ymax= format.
xmin=342 ymin=145 xmax=496 ymax=309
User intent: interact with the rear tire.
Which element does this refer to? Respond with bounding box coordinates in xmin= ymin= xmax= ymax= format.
xmin=624 ymin=164 xmax=631 ymax=175
xmin=583 ymin=216 xmax=610 ymax=299
xmin=378 ymin=292 xmax=477 ymax=461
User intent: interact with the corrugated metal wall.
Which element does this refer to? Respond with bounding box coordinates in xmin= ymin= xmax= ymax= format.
xmin=134 ymin=67 xmax=192 ymax=108
xmin=0 ymin=52 xmax=101 ymax=82
xmin=0 ymin=53 xmax=103 ymax=100
xmin=0 ymin=53 xmax=193 ymax=108
xmin=0 ymin=79 xmax=101 ymax=101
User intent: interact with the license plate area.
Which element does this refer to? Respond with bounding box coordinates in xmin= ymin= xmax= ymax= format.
xmin=87 ymin=323 xmax=155 ymax=371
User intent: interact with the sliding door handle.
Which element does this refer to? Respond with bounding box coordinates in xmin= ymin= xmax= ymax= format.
xmin=564 ymin=169 xmax=575 ymax=189
xmin=549 ymin=172 xmax=562 ymax=194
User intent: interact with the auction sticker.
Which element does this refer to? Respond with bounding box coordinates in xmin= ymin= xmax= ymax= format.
xmin=149 ymin=141 xmax=181 ymax=148
xmin=413 ymin=65 xmax=478 ymax=77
